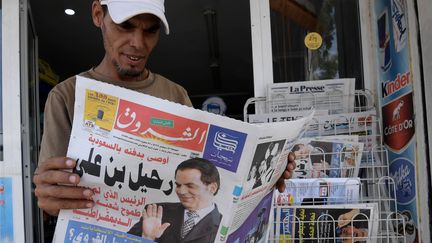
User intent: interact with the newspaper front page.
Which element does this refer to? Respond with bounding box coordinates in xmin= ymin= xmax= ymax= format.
xmin=53 ymin=76 xmax=312 ymax=243
xmin=267 ymin=79 xmax=355 ymax=114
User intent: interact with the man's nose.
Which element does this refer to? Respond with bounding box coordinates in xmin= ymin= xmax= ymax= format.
xmin=129 ymin=30 xmax=146 ymax=50
xmin=176 ymin=185 xmax=186 ymax=194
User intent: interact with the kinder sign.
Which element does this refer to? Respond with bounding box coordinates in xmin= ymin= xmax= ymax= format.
xmin=382 ymin=92 xmax=415 ymax=151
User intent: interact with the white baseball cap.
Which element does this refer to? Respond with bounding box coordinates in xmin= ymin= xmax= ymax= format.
xmin=99 ymin=0 xmax=169 ymax=34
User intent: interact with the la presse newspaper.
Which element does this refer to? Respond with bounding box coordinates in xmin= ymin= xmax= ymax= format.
xmin=53 ymin=76 xmax=312 ymax=243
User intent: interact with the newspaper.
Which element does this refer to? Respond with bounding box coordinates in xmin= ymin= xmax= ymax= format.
xmin=290 ymin=138 xmax=364 ymax=179
xmin=304 ymin=110 xmax=378 ymax=152
xmin=52 ymin=76 xmax=312 ymax=243
xmin=273 ymin=204 xmax=379 ymax=243
xmin=274 ymin=178 xmax=361 ymax=206
xmin=248 ymin=110 xmax=328 ymax=124
xmin=267 ymin=79 xmax=355 ymax=114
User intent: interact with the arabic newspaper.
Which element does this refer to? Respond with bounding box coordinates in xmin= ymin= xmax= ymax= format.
xmin=267 ymin=79 xmax=355 ymax=114
xmin=273 ymin=204 xmax=379 ymax=243
xmin=52 ymin=76 xmax=312 ymax=243
xmin=304 ymin=110 xmax=378 ymax=151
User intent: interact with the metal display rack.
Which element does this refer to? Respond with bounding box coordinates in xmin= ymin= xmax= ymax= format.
xmin=243 ymin=90 xmax=408 ymax=242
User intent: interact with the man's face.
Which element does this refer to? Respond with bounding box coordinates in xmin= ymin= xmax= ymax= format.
xmin=341 ymin=226 xmax=368 ymax=242
xmin=175 ymin=168 xmax=217 ymax=211
xmin=97 ymin=7 xmax=161 ymax=81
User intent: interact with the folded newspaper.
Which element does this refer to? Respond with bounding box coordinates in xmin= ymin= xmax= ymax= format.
xmin=53 ymin=76 xmax=312 ymax=243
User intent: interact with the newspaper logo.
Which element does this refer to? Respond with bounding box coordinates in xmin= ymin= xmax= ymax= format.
xmin=382 ymin=93 xmax=414 ymax=151
xmin=391 ymin=0 xmax=408 ymax=52
xmin=390 ymin=158 xmax=415 ymax=204
xmin=115 ymin=99 xmax=209 ymax=152
xmin=203 ymin=125 xmax=247 ymax=172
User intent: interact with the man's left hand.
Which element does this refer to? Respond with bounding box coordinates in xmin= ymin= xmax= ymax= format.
xmin=275 ymin=152 xmax=296 ymax=192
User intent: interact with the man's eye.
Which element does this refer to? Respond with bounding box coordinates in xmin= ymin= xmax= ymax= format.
xmin=119 ymin=23 xmax=134 ymax=30
xmin=146 ymin=25 xmax=161 ymax=34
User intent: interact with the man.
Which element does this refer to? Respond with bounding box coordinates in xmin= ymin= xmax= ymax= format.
xmin=33 ymin=0 xmax=295 ymax=217
xmin=128 ymin=158 xmax=222 ymax=243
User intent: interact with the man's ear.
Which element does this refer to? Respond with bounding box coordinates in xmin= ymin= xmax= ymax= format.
xmin=92 ymin=1 xmax=104 ymax=27
xmin=208 ymin=182 xmax=218 ymax=195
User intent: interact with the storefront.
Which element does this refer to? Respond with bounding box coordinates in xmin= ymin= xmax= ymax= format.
xmin=1 ymin=0 xmax=431 ymax=242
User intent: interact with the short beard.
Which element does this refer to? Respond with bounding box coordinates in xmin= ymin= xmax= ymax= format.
xmin=113 ymin=60 xmax=144 ymax=79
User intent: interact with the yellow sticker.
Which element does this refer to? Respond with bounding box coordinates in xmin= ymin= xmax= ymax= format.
xmin=304 ymin=32 xmax=323 ymax=50
xmin=84 ymin=89 xmax=118 ymax=131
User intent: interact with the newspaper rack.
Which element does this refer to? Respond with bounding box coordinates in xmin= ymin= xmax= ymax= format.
xmin=243 ymin=90 xmax=375 ymax=123
xmin=243 ymin=89 xmax=408 ymax=242
xmin=271 ymin=148 xmax=408 ymax=242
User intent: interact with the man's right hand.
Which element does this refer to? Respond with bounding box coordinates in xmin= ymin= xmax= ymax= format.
xmin=33 ymin=157 xmax=94 ymax=216
xmin=141 ymin=204 xmax=170 ymax=240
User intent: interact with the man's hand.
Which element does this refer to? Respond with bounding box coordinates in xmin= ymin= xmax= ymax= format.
xmin=33 ymin=157 xmax=94 ymax=216
xmin=141 ymin=204 xmax=170 ymax=240
xmin=275 ymin=152 xmax=296 ymax=192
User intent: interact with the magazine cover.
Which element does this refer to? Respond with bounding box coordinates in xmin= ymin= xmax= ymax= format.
xmin=274 ymin=204 xmax=379 ymax=243
xmin=275 ymin=178 xmax=361 ymax=206
xmin=52 ymin=76 xmax=312 ymax=243
xmin=290 ymin=138 xmax=364 ymax=179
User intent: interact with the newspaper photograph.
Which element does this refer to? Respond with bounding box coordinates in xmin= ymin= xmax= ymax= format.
xmin=267 ymin=79 xmax=355 ymax=114
xmin=274 ymin=204 xmax=379 ymax=243
xmin=52 ymin=76 xmax=312 ymax=243
xmin=290 ymin=138 xmax=364 ymax=179
xmin=226 ymin=191 xmax=273 ymax=243
xmin=274 ymin=178 xmax=361 ymax=206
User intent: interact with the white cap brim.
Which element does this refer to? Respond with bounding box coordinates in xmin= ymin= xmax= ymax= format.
xmin=102 ymin=0 xmax=169 ymax=34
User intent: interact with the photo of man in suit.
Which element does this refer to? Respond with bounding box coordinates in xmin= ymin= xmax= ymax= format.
xmin=128 ymin=157 xmax=222 ymax=243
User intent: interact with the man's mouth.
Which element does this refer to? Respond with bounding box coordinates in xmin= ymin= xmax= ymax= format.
xmin=179 ymin=196 xmax=193 ymax=202
xmin=126 ymin=54 xmax=143 ymax=62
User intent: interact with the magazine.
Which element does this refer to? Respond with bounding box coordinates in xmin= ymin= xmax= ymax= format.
xmin=52 ymin=76 xmax=312 ymax=243
xmin=267 ymin=79 xmax=355 ymax=114
xmin=274 ymin=178 xmax=361 ymax=206
xmin=290 ymin=138 xmax=364 ymax=179
xmin=273 ymin=204 xmax=379 ymax=243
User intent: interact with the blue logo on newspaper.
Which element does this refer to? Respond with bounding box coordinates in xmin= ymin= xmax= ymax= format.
xmin=203 ymin=125 xmax=247 ymax=172
xmin=390 ymin=158 xmax=415 ymax=204
xmin=64 ymin=220 xmax=151 ymax=243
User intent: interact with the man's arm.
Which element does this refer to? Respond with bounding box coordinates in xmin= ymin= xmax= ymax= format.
xmin=34 ymin=82 xmax=94 ymax=215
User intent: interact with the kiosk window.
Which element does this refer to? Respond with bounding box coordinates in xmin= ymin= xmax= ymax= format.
xmin=270 ymin=0 xmax=363 ymax=89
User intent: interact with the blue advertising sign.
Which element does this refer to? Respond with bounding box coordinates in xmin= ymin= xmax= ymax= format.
xmin=374 ymin=0 xmax=419 ymax=242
